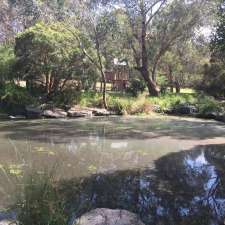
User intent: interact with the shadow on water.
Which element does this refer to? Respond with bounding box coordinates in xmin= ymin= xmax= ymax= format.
xmin=56 ymin=144 xmax=225 ymax=225
xmin=1 ymin=143 xmax=225 ymax=224
xmin=0 ymin=117 xmax=225 ymax=144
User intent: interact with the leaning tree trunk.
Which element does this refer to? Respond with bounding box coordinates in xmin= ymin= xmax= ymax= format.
xmin=141 ymin=69 xmax=160 ymax=96
xmin=140 ymin=13 xmax=159 ymax=97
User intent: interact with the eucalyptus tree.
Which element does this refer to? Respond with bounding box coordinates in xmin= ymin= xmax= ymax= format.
xmin=211 ymin=0 xmax=225 ymax=62
xmin=66 ymin=1 xmax=119 ymax=109
xmin=160 ymin=37 xmax=210 ymax=93
xmin=200 ymin=0 xmax=225 ymax=97
xmin=101 ymin=0 xmax=212 ymax=96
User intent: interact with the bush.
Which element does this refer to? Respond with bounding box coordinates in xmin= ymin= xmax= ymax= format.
xmin=127 ymin=78 xmax=146 ymax=97
xmin=197 ymin=95 xmax=222 ymax=114
xmin=199 ymin=63 xmax=225 ymax=97
xmin=0 ymin=45 xmax=15 ymax=83
xmin=52 ymin=89 xmax=80 ymax=107
xmin=0 ymin=83 xmax=36 ymax=114
xmin=147 ymin=93 xmax=197 ymax=111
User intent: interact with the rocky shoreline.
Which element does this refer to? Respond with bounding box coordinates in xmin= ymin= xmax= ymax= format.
xmin=4 ymin=105 xmax=115 ymax=120
xmin=162 ymin=103 xmax=225 ymax=123
xmin=1 ymin=103 xmax=225 ymax=124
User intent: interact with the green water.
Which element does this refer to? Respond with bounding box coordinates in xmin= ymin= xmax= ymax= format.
xmin=0 ymin=116 xmax=225 ymax=224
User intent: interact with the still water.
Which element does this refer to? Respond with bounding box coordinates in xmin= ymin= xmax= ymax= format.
xmin=0 ymin=116 xmax=225 ymax=224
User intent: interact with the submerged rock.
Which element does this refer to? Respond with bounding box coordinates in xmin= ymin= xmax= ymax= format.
xmin=25 ymin=106 xmax=43 ymax=119
xmin=73 ymin=208 xmax=145 ymax=225
xmin=43 ymin=108 xmax=67 ymax=118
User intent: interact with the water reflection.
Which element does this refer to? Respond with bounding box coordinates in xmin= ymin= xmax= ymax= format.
xmin=57 ymin=145 xmax=225 ymax=225
xmin=1 ymin=117 xmax=225 ymax=224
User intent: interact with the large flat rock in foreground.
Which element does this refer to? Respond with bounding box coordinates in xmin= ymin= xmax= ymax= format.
xmin=73 ymin=208 xmax=145 ymax=225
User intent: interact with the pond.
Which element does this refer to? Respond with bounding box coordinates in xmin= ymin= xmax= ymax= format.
xmin=0 ymin=116 xmax=225 ymax=224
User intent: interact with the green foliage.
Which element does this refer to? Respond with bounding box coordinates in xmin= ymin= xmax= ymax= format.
xmin=197 ymin=94 xmax=223 ymax=114
xmin=78 ymin=91 xmax=103 ymax=108
xmin=17 ymin=171 xmax=67 ymax=225
xmin=211 ymin=0 xmax=225 ymax=60
xmin=14 ymin=22 xmax=84 ymax=96
xmin=148 ymin=93 xmax=197 ymax=112
xmin=200 ymin=62 xmax=225 ymax=97
xmin=0 ymin=83 xmax=36 ymax=114
xmin=0 ymin=45 xmax=15 ymax=83
xmin=127 ymin=78 xmax=146 ymax=97
xmin=52 ymin=88 xmax=79 ymax=107
xmin=202 ymin=1 xmax=225 ymax=97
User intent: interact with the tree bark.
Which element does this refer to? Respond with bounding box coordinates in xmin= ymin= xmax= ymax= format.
xmin=168 ymin=66 xmax=173 ymax=93
xmin=140 ymin=68 xmax=160 ymax=96
xmin=101 ymin=72 xmax=107 ymax=109
xmin=139 ymin=8 xmax=159 ymax=97
xmin=175 ymin=80 xmax=180 ymax=93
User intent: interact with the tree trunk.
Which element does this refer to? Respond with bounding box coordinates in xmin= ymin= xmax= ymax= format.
xmin=140 ymin=11 xmax=159 ymax=97
xmin=175 ymin=81 xmax=181 ymax=93
xmin=93 ymin=82 xmax=97 ymax=91
xmin=140 ymin=68 xmax=159 ymax=96
xmin=168 ymin=66 xmax=173 ymax=93
xmin=101 ymin=72 xmax=108 ymax=109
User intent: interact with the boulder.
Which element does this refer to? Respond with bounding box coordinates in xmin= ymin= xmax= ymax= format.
xmin=216 ymin=113 xmax=225 ymax=122
xmin=25 ymin=106 xmax=43 ymax=119
xmin=173 ymin=104 xmax=198 ymax=115
xmin=43 ymin=108 xmax=67 ymax=118
xmin=199 ymin=111 xmax=218 ymax=120
xmin=152 ymin=105 xmax=161 ymax=113
xmin=68 ymin=108 xmax=93 ymax=118
xmin=0 ymin=220 xmax=17 ymax=225
xmin=92 ymin=108 xmax=111 ymax=116
xmin=73 ymin=208 xmax=145 ymax=225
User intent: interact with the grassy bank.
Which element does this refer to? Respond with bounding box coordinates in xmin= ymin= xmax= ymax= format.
xmin=0 ymin=83 xmax=224 ymax=118
xmin=76 ymin=90 xmax=224 ymax=116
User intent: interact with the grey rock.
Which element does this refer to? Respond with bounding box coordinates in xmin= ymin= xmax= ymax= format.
xmin=92 ymin=108 xmax=111 ymax=116
xmin=152 ymin=105 xmax=161 ymax=113
xmin=25 ymin=106 xmax=43 ymax=119
xmin=0 ymin=220 xmax=17 ymax=225
xmin=174 ymin=104 xmax=198 ymax=115
xmin=216 ymin=113 xmax=225 ymax=122
xmin=163 ymin=108 xmax=174 ymax=114
xmin=73 ymin=208 xmax=145 ymax=225
xmin=202 ymin=111 xmax=218 ymax=120
xmin=43 ymin=108 xmax=67 ymax=118
xmin=68 ymin=108 xmax=93 ymax=118
xmin=8 ymin=115 xmax=26 ymax=120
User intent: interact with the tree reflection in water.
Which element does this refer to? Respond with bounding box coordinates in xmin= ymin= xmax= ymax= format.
xmin=58 ymin=144 xmax=225 ymax=225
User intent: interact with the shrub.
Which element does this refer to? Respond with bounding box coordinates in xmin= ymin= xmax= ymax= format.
xmin=0 ymin=83 xmax=36 ymax=114
xmin=52 ymin=89 xmax=79 ymax=107
xmin=197 ymin=95 xmax=222 ymax=114
xmin=199 ymin=63 xmax=225 ymax=97
xmin=127 ymin=78 xmax=146 ymax=97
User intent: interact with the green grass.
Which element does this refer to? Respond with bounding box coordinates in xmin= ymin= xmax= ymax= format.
xmin=76 ymin=90 xmax=224 ymax=116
